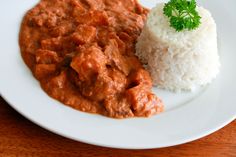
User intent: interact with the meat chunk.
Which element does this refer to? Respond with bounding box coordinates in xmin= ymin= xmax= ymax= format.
xmin=73 ymin=65 xmax=127 ymax=101
xmin=104 ymin=40 xmax=130 ymax=75
xmin=70 ymin=46 xmax=108 ymax=82
xmin=80 ymin=74 xmax=112 ymax=101
xmin=109 ymin=33 xmax=126 ymax=54
xmin=79 ymin=68 xmax=127 ymax=101
xmin=126 ymin=86 xmax=163 ymax=117
xmin=125 ymin=69 xmax=163 ymax=117
xmin=118 ymin=32 xmax=135 ymax=55
xmin=128 ymin=69 xmax=152 ymax=88
xmin=50 ymin=23 xmax=74 ymax=37
xmin=107 ymin=68 xmax=127 ymax=92
xmin=76 ymin=10 xmax=109 ymax=26
xmin=70 ymin=0 xmax=87 ymax=14
xmin=104 ymin=96 xmax=134 ymax=118
xmin=34 ymin=64 xmax=57 ymax=79
xmin=70 ymin=48 xmax=127 ymax=101
xmin=81 ymin=0 xmax=105 ymax=10
xmin=35 ymin=49 xmax=60 ymax=64
xmin=104 ymin=0 xmax=137 ymax=12
xmin=71 ymin=25 xmax=96 ymax=45
xmin=41 ymin=37 xmax=63 ymax=51
xmin=41 ymin=37 xmax=74 ymax=56
xmin=49 ymin=70 xmax=67 ymax=89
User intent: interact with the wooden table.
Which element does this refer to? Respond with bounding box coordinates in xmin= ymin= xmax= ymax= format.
xmin=0 ymin=97 xmax=235 ymax=157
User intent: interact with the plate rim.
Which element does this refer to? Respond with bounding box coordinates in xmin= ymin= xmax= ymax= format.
xmin=1 ymin=92 xmax=236 ymax=149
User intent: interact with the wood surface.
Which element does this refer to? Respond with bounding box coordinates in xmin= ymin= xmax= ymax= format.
xmin=0 ymin=97 xmax=235 ymax=157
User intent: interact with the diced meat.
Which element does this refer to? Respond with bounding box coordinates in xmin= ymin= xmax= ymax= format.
xmin=81 ymin=74 xmax=115 ymax=101
xmin=70 ymin=0 xmax=87 ymax=14
xmin=104 ymin=0 xmax=137 ymax=12
xmin=109 ymin=33 xmax=126 ymax=54
xmin=96 ymin=27 xmax=112 ymax=47
xmin=125 ymin=69 xmax=163 ymax=117
xmin=126 ymin=86 xmax=163 ymax=117
xmin=107 ymin=68 xmax=127 ymax=92
xmin=50 ymin=23 xmax=74 ymax=37
xmin=87 ymin=0 xmax=105 ymax=10
xmin=35 ymin=49 xmax=60 ymax=64
xmin=126 ymin=56 xmax=143 ymax=70
xmin=70 ymin=46 xmax=108 ymax=82
xmin=78 ymin=0 xmax=105 ymax=10
xmin=81 ymin=69 xmax=127 ymax=101
xmin=41 ymin=37 xmax=74 ymax=55
xmin=71 ymin=25 xmax=96 ymax=45
xmin=118 ymin=32 xmax=135 ymax=55
xmin=49 ymin=70 xmax=67 ymax=89
xmin=34 ymin=64 xmax=57 ymax=79
xmin=104 ymin=96 xmax=134 ymax=118
xmin=41 ymin=37 xmax=63 ymax=51
xmin=128 ymin=69 xmax=152 ymax=88
xmin=76 ymin=10 xmax=109 ymax=26
xmin=104 ymin=40 xmax=130 ymax=75
xmin=118 ymin=32 xmax=134 ymax=42
xmin=70 ymin=45 xmax=128 ymax=101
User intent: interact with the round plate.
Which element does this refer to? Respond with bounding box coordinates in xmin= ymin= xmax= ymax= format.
xmin=0 ymin=0 xmax=236 ymax=149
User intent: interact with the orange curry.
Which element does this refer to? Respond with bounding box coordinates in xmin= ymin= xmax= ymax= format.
xmin=19 ymin=0 xmax=163 ymax=118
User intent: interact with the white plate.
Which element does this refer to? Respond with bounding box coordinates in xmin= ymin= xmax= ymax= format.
xmin=0 ymin=0 xmax=236 ymax=149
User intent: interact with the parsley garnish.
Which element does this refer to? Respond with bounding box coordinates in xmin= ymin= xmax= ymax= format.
xmin=163 ymin=0 xmax=201 ymax=32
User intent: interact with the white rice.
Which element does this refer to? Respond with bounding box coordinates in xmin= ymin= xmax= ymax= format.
xmin=136 ymin=3 xmax=220 ymax=91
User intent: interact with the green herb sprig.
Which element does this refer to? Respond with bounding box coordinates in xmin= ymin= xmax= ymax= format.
xmin=163 ymin=0 xmax=201 ymax=32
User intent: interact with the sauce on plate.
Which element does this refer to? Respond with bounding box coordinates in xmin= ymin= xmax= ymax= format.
xmin=19 ymin=0 xmax=163 ymax=118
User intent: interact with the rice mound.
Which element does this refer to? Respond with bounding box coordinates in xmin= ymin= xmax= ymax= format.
xmin=136 ymin=3 xmax=220 ymax=91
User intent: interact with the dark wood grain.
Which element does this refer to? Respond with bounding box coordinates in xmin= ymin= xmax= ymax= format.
xmin=0 ymin=97 xmax=235 ymax=157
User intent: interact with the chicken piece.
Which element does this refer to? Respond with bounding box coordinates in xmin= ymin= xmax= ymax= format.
xmin=81 ymin=68 xmax=127 ymax=101
xmin=34 ymin=64 xmax=57 ymax=79
xmin=126 ymin=86 xmax=163 ymax=117
xmin=109 ymin=33 xmax=126 ymax=54
xmin=49 ymin=70 xmax=67 ymax=89
xmin=41 ymin=37 xmax=63 ymax=51
xmin=70 ymin=0 xmax=87 ymax=14
xmin=81 ymin=0 xmax=105 ymax=10
xmin=81 ymin=74 xmax=114 ymax=101
xmin=128 ymin=69 xmax=152 ymax=88
xmin=104 ymin=39 xmax=130 ymax=75
xmin=70 ymin=50 xmax=128 ymax=101
xmin=125 ymin=69 xmax=163 ymax=117
xmin=70 ymin=46 xmax=108 ymax=82
xmin=71 ymin=25 xmax=96 ymax=45
xmin=107 ymin=68 xmax=127 ymax=92
xmin=50 ymin=22 xmax=74 ymax=37
xmin=35 ymin=49 xmax=60 ymax=64
xmin=118 ymin=32 xmax=135 ymax=55
xmin=104 ymin=0 xmax=138 ymax=12
xmin=104 ymin=96 xmax=134 ymax=118
xmin=41 ymin=37 xmax=74 ymax=56
xmin=76 ymin=10 xmax=109 ymax=26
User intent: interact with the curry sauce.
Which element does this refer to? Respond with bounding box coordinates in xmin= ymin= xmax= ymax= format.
xmin=19 ymin=0 xmax=163 ymax=118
